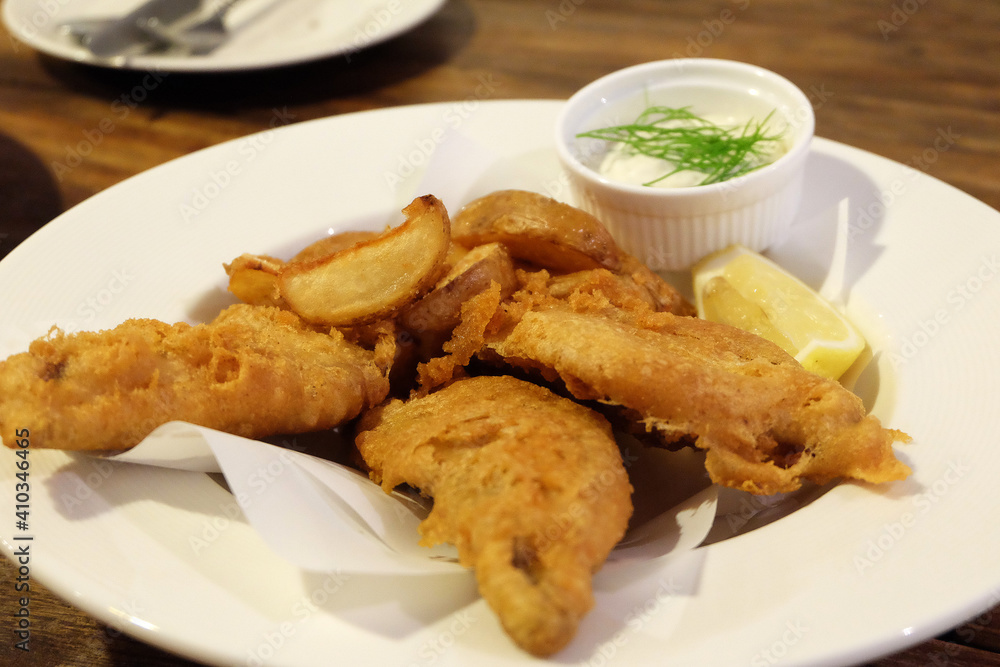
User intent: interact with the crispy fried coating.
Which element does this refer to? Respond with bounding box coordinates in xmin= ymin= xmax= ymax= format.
xmin=482 ymin=288 xmax=910 ymax=496
xmin=414 ymin=281 xmax=505 ymax=393
xmin=355 ymin=375 xmax=633 ymax=657
xmin=0 ymin=304 xmax=392 ymax=451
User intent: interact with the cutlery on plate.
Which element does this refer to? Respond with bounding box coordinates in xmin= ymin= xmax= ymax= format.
xmin=80 ymin=0 xmax=206 ymax=58
xmin=140 ymin=0 xmax=247 ymax=56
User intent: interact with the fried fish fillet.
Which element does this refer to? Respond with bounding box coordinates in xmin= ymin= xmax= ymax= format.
xmin=355 ymin=375 xmax=633 ymax=656
xmin=482 ymin=288 xmax=910 ymax=496
xmin=0 ymin=304 xmax=392 ymax=451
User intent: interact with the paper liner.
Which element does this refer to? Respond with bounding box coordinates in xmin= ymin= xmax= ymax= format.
xmin=104 ymin=422 xmax=722 ymax=575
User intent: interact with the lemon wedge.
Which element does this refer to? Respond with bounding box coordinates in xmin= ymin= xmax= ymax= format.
xmin=692 ymin=245 xmax=866 ymax=380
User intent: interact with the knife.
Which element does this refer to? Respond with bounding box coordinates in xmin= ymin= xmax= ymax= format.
xmin=84 ymin=0 xmax=205 ymax=58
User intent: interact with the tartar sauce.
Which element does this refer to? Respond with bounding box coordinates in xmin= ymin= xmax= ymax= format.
xmin=592 ymin=111 xmax=789 ymax=189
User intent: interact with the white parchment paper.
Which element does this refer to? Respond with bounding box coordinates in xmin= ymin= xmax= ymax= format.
xmin=104 ymin=422 xmax=720 ymax=575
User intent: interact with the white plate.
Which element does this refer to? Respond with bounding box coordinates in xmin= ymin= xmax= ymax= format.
xmin=2 ymin=100 xmax=1000 ymax=666
xmin=2 ymin=0 xmax=446 ymax=71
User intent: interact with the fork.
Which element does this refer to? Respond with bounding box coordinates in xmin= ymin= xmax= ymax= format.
xmin=143 ymin=0 xmax=247 ymax=55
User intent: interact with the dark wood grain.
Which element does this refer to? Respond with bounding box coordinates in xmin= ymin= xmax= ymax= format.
xmin=1 ymin=0 xmax=999 ymax=665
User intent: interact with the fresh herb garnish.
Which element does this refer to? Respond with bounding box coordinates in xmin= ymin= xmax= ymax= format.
xmin=577 ymin=106 xmax=785 ymax=186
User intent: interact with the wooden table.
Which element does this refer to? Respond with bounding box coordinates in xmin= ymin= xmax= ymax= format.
xmin=1 ymin=0 xmax=999 ymax=664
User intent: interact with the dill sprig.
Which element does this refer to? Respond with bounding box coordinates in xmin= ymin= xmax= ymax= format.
xmin=577 ymin=106 xmax=785 ymax=186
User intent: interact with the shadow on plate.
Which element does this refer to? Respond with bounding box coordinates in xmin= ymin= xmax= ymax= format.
xmin=36 ymin=1 xmax=475 ymax=111
xmin=296 ymin=568 xmax=480 ymax=641
xmin=769 ymin=149 xmax=889 ymax=297
xmin=554 ymin=549 xmax=708 ymax=663
xmin=44 ymin=452 xmax=237 ymax=521
xmin=184 ymin=284 xmax=241 ymax=326
xmin=0 ymin=133 xmax=63 ymax=261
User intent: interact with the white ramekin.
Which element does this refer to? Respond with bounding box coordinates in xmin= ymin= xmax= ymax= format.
xmin=555 ymin=58 xmax=814 ymax=271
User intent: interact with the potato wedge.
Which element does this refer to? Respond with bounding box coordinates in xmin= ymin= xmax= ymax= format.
xmin=401 ymin=242 xmax=518 ymax=336
xmin=291 ymin=230 xmax=381 ymax=264
xmin=452 ymin=189 xmax=625 ymax=273
xmin=226 ymin=232 xmax=382 ymax=306
xmin=278 ymin=195 xmax=451 ymax=326
xmin=224 ymin=254 xmax=286 ymax=307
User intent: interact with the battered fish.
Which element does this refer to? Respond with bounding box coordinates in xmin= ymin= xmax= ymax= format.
xmin=0 ymin=304 xmax=392 ymax=451
xmin=355 ymin=375 xmax=633 ymax=656
xmin=482 ymin=286 xmax=911 ymax=495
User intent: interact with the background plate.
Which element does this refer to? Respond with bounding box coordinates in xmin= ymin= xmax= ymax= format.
xmin=2 ymin=0 xmax=446 ymax=72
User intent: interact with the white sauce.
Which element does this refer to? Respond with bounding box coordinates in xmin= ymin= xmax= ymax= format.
xmin=596 ymin=112 xmax=789 ymax=189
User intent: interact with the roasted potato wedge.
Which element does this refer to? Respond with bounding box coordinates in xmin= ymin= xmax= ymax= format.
xmin=224 ymin=254 xmax=286 ymax=307
xmin=226 ymin=232 xmax=382 ymax=307
xmin=401 ymin=242 xmax=518 ymax=336
xmin=453 ymin=190 xmax=626 ymax=273
xmin=291 ymin=230 xmax=381 ymax=264
xmin=278 ymin=195 xmax=451 ymax=326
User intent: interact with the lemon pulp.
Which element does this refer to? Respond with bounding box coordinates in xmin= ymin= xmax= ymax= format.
xmin=692 ymin=246 xmax=866 ymax=380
